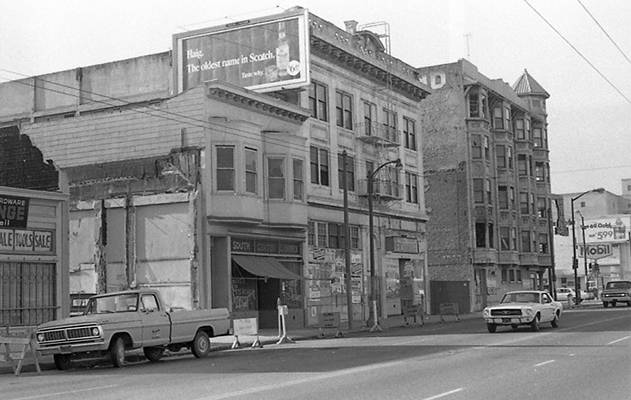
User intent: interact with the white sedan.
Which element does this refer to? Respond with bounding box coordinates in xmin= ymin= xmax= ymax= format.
xmin=482 ymin=290 xmax=563 ymax=333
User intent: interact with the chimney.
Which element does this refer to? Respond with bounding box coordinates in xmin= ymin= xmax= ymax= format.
xmin=344 ymin=20 xmax=358 ymax=34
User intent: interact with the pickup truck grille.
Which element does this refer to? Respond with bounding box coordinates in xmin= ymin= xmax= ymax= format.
xmin=491 ymin=309 xmax=522 ymax=316
xmin=38 ymin=325 xmax=100 ymax=344
xmin=603 ymin=292 xmax=627 ymax=297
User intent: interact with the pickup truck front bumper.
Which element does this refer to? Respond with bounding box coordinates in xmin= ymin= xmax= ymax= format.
xmin=38 ymin=340 xmax=107 ymax=356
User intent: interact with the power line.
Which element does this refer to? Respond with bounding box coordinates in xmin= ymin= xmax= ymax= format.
xmin=522 ymin=0 xmax=631 ymax=105
xmin=0 ymin=70 xmax=403 ymax=172
xmin=576 ymin=0 xmax=631 ymax=66
xmin=552 ymin=164 xmax=631 ymax=174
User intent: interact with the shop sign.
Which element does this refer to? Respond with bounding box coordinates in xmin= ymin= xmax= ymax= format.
xmin=232 ymin=238 xmax=301 ymax=255
xmin=0 ymin=228 xmax=54 ymax=253
xmin=174 ymin=8 xmax=309 ymax=93
xmin=0 ymin=194 xmax=29 ymax=228
xmin=578 ymin=243 xmax=613 ymax=260
xmin=385 ymin=236 xmax=419 ymax=254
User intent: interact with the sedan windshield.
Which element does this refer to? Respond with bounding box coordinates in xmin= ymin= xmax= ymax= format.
xmin=85 ymin=294 xmax=139 ymax=314
xmin=500 ymin=292 xmax=539 ymax=304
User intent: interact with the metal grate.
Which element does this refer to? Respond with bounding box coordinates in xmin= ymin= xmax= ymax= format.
xmin=43 ymin=330 xmax=65 ymax=341
xmin=67 ymin=327 xmax=93 ymax=339
xmin=0 ymin=262 xmax=57 ymax=326
xmin=491 ymin=309 xmax=522 ymax=316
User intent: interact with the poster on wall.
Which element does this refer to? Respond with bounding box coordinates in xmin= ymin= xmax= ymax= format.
xmin=174 ymin=9 xmax=310 ymax=93
xmin=306 ymin=248 xmax=364 ymax=305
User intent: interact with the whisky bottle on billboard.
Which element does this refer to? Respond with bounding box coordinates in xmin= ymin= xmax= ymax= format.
xmin=276 ymin=21 xmax=289 ymax=78
xmin=613 ymin=218 xmax=626 ymax=239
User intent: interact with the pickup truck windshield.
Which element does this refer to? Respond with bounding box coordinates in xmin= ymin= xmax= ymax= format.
xmin=605 ymin=281 xmax=631 ymax=289
xmin=85 ymin=294 xmax=139 ymax=314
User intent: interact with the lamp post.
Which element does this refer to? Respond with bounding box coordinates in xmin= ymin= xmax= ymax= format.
xmin=577 ymin=211 xmax=589 ymax=294
xmin=570 ymin=188 xmax=604 ymax=304
xmin=367 ymin=158 xmax=402 ymax=332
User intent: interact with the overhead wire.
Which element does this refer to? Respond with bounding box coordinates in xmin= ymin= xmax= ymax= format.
xmin=0 ymin=69 xmax=406 ymax=175
xmin=522 ymin=0 xmax=631 ymax=105
xmin=575 ymin=0 xmax=631 ymax=66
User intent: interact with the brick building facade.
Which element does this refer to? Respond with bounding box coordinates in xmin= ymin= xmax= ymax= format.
xmin=418 ymin=60 xmax=553 ymax=312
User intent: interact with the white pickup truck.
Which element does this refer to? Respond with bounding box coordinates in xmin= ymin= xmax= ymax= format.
xmin=35 ymin=289 xmax=230 ymax=370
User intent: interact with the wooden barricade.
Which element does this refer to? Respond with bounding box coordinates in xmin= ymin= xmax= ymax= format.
xmin=439 ymin=302 xmax=461 ymax=322
xmin=403 ymin=303 xmax=424 ymax=326
xmin=0 ymin=328 xmax=40 ymax=376
xmin=317 ymin=312 xmax=343 ymax=338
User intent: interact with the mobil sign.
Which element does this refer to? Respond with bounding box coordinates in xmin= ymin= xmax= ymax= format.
xmin=577 ymin=243 xmax=613 ymax=260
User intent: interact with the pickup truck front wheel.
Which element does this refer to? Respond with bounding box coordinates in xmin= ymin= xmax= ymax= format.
xmin=143 ymin=346 xmax=165 ymax=362
xmin=109 ymin=337 xmax=126 ymax=368
xmin=54 ymin=354 xmax=72 ymax=370
xmin=191 ymin=331 xmax=210 ymax=358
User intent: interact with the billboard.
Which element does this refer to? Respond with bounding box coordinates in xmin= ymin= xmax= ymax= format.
xmin=173 ymin=9 xmax=310 ymax=93
xmin=578 ymin=216 xmax=630 ymax=243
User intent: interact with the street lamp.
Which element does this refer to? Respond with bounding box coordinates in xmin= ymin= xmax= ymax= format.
xmin=570 ymin=188 xmax=604 ymax=304
xmin=367 ymin=158 xmax=402 ymax=332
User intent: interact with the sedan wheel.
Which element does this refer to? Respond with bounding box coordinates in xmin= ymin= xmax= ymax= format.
xmin=530 ymin=315 xmax=540 ymax=332
xmin=551 ymin=313 xmax=559 ymax=328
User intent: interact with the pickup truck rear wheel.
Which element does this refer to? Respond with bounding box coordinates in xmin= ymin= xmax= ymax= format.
xmin=53 ymin=354 xmax=72 ymax=370
xmin=109 ymin=337 xmax=126 ymax=368
xmin=191 ymin=330 xmax=210 ymax=358
xmin=143 ymin=346 xmax=165 ymax=362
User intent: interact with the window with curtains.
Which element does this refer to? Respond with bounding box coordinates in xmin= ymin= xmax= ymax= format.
xmin=267 ymin=158 xmax=285 ymax=199
xmin=245 ymin=147 xmax=257 ymax=194
xmin=310 ymin=146 xmax=329 ymax=186
xmin=293 ymin=159 xmax=303 ymax=200
xmin=336 ymin=91 xmax=353 ymax=130
xmin=216 ymin=145 xmax=234 ymax=191
xmin=337 ymin=153 xmax=355 ymax=191
xmin=308 ymin=81 xmax=328 ymax=121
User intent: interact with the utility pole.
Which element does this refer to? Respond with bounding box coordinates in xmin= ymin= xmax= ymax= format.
xmin=342 ymin=151 xmax=353 ymax=330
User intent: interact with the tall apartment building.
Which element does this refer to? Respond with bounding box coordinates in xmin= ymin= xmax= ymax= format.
xmin=0 ymin=7 xmax=431 ymax=328
xmin=417 ymin=59 xmax=553 ymax=312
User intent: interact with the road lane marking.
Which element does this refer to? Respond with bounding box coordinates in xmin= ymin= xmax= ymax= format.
xmin=534 ymin=360 xmax=555 ymax=367
xmin=10 ymin=385 xmax=119 ymax=400
xmin=196 ymin=359 xmax=409 ymax=400
xmin=422 ymin=388 xmax=464 ymax=400
xmin=607 ymin=335 xmax=631 ymax=345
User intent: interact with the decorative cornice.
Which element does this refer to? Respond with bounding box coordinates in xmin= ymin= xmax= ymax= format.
xmin=308 ymin=14 xmax=431 ymax=102
xmin=204 ymin=81 xmax=311 ymax=123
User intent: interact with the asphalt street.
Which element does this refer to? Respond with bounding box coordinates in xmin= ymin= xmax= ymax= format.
xmin=2 ymin=307 xmax=630 ymax=400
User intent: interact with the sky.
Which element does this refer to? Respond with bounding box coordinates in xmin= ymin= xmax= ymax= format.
xmin=1 ymin=0 xmax=630 ymax=195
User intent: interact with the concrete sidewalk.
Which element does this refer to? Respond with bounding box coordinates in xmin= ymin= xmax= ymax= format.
xmin=0 ymin=312 xmax=473 ymax=376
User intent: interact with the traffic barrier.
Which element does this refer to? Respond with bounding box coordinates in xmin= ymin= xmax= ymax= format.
xmin=231 ymin=318 xmax=263 ymax=349
xmin=276 ymin=304 xmax=295 ymax=344
xmin=403 ymin=303 xmax=425 ymax=327
xmin=0 ymin=328 xmax=40 ymax=376
xmin=439 ymin=302 xmax=461 ymax=322
xmin=317 ymin=312 xmax=343 ymax=338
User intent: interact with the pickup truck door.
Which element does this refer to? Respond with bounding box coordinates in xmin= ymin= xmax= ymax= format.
xmin=139 ymin=294 xmax=171 ymax=346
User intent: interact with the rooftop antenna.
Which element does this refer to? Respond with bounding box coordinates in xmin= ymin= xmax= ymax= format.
xmin=464 ymin=33 xmax=472 ymax=58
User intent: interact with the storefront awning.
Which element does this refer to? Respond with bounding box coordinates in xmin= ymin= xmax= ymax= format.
xmin=232 ymin=255 xmax=301 ymax=280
